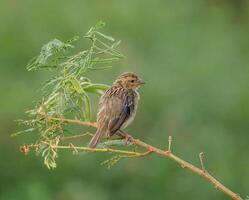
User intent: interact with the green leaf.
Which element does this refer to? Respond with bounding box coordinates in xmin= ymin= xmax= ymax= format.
xmin=11 ymin=128 xmax=36 ymax=137
xmin=100 ymin=155 xmax=122 ymax=169
xmin=100 ymin=139 xmax=133 ymax=147
xmin=71 ymin=78 xmax=84 ymax=94
xmin=89 ymin=66 xmax=113 ymax=71
xmin=95 ymin=21 xmax=106 ymax=29
xmin=42 ymin=76 xmax=62 ymax=91
xmin=27 ymin=39 xmax=74 ymax=71
xmin=83 ymin=94 xmax=91 ymax=121
xmin=80 ymin=82 xmax=91 ymax=88
xmin=111 ymin=40 xmax=121 ymax=48
xmin=95 ymin=31 xmax=115 ymax=41
xmin=16 ymin=22 xmax=125 ymax=170
xmin=92 ymin=57 xmax=119 ymax=64
xmin=83 ymin=84 xmax=109 ymax=94
xmin=66 ymin=35 xmax=80 ymax=44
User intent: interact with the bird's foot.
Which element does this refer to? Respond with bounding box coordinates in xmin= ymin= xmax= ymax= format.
xmin=117 ymin=130 xmax=133 ymax=146
xmin=123 ymin=133 xmax=133 ymax=145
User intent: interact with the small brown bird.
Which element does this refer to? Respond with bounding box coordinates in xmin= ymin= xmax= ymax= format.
xmin=88 ymin=72 xmax=145 ymax=148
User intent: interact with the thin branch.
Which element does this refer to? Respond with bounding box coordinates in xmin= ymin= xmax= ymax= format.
xmin=45 ymin=115 xmax=97 ymax=128
xmin=125 ymin=137 xmax=242 ymax=200
xmin=61 ymin=132 xmax=94 ymax=140
xmin=199 ymin=152 xmax=206 ymax=172
xmin=24 ymin=141 xmax=151 ymax=157
xmin=32 ymin=115 xmax=243 ymax=200
xmin=69 ymin=143 xmax=79 ymax=154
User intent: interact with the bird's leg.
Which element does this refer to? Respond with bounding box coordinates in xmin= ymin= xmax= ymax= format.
xmin=116 ymin=131 xmax=125 ymax=139
xmin=117 ymin=130 xmax=133 ymax=145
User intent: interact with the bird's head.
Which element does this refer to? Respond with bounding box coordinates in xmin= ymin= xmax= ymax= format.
xmin=113 ymin=72 xmax=145 ymax=89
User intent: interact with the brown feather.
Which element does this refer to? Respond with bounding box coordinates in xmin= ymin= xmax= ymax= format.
xmin=87 ymin=72 xmax=143 ymax=148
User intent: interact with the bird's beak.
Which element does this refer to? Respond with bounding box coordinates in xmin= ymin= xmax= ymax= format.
xmin=138 ymin=79 xmax=145 ymax=85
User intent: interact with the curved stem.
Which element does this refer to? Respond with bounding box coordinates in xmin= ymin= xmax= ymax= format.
xmin=40 ymin=116 xmax=243 ymax=200
xmin=129 ymin=138 xmax=241 ymax=200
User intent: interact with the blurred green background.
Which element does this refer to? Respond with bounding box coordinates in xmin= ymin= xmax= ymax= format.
xmin=1 ymin=0 xmax=249 ymax=199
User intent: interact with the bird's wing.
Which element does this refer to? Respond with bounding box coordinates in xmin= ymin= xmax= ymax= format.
xmin=108 ymin=92 xmax=135 ymax=135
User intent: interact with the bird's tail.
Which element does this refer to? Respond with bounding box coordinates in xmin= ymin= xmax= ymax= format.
xmin=88 ymin=129 xmax=103 ymax=148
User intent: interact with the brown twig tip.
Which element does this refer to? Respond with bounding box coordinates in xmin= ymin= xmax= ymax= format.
xmin=19 ymin=145 xmax=30 ymax=155
xmin=199 ymin=152 xmax=206 ymax=172
xmin=168 ymin=136 xmax=172 ymax=152
xmin=181 ymin=164 xmax=186 ymax=168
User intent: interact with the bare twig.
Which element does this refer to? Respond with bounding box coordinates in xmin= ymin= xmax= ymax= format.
xmin=199 ymin=152 xmax=206 ymax=172
xmin=61 ymin=132 xmax=94 ymax=140
xmin=31 ymin=115 xmax=243 ymax=200
xmin=69 ymin=143 xmax=79 ymax=154
xmin=38 ymin=113 xmax=97 ymax=128
xmin=25 ymin=141 xmax=150 ymax=157
xmin=168 ymin=135 xmax=172 ymax=152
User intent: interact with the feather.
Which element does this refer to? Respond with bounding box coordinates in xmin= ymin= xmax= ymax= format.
xmin=88 ymin=129 xmax=103 ymax=148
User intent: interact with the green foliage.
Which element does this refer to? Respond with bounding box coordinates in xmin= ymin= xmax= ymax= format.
xmin=2 ymin=1 xmax=249 ymax=199
xmin=98 ymin=139 xmax=133 ymax=148
xmin=14 ymin=22 xmax=123 ymax=169
xmin=101 ymin=155 xmax=124 ymax=169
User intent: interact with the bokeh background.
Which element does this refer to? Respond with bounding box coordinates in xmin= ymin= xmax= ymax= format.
xmin=1 ymin=0 xmax=249 ymax=199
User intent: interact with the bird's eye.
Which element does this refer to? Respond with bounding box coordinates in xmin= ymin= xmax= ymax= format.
xmin=130 ymin=80 xmax=135 ymax=83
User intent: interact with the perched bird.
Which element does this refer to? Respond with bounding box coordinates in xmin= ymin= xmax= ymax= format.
xmin=88 ymin=72 xmax=145 ymax=148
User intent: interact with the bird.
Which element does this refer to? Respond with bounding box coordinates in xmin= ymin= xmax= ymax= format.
xmin=88 ymin=72 xmax=145 ymax=148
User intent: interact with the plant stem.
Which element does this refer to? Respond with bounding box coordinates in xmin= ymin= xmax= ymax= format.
xmin=39 ymin=115 xmax=243 ymax=200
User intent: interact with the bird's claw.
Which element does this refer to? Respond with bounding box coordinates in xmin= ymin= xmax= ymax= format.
xmin=124 ymin=134 xmax=133 ymax=145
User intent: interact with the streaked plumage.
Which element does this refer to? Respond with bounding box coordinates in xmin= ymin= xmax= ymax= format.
xmin=88 ymin=72 xmax=144 ymax=148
